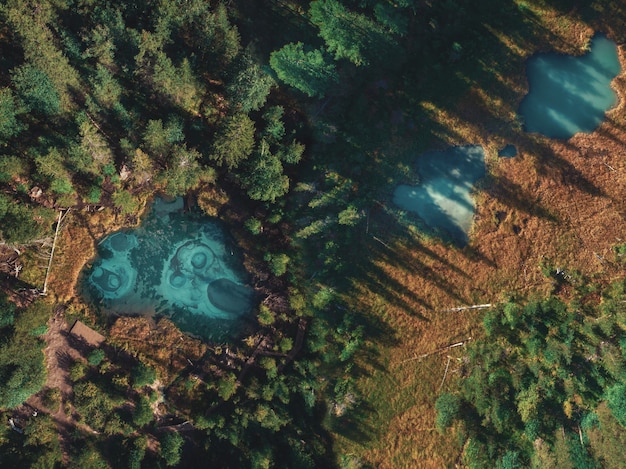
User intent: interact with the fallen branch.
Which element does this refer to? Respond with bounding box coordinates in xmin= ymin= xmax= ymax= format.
xmin=578 ymin=425 xmax=584 ymax=447
xmin=441 ymin=304 xmax=492 ymax=313
xmin=42 ymin=210 xmax=66 ymax=295
xmin=401 ymin=337 xmax=473 ymax=363
xmin=372 ymin=235 xmax=391 ymax=249
xmin=438 ymin=356 xmax=452 ymax=391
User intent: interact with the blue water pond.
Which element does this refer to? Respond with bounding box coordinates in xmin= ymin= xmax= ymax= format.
xmin=498 ymin=144 xmax=518 ymax=158
xmin=84 ymin=197 xmax=253 ymax=341
xmin=519 ymin=34 xmax=621 ymax=139
xmin=393 ymin=145 xmax=485 ymax=245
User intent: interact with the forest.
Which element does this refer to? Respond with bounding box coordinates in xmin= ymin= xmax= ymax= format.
xmin=0 ymin=0 xmax=625 ymax=467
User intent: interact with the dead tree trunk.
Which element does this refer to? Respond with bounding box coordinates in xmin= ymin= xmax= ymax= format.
xmin=42 ymin=210 xmax=65 ymax=295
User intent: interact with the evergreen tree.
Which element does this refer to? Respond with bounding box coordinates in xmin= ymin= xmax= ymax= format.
xmin=210 ymin=113 xmax=255 ymax=169
xmin=11 ymin=64 xmax=60 ymax=116
xmin=270 ymin=42 xmax=338 ymax=98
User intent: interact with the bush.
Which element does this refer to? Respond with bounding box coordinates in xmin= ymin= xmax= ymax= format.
xmin=132 ymin=396 xmax=153 ymax=427
xmin=264 ymin=252 xmax=289 ymax=276
xmin=606 ymin=383 xmax=626 ymax=427
xmin=244 ymin=217 xmax=262 ymax=235
xmin=160 ymin=432 xmax=184 ymax=467
xmin=132 ymin=363 xmax=156 ymax=389
xmin=69 ymin=361 xmax=87 ymax=382
xmin=87 ymin=349 xmax=105 ymax=367
xmin=435 ymin=393 xmax=461 ymax=433
xmin=257 ymin=305 xmax=275 ymax=326
xmin=112 ymin=190 xmax=139 ymax=215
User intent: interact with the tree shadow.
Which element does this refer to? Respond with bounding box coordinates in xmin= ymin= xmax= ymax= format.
xmin=327 ymin=399 xmax=379 ymax=445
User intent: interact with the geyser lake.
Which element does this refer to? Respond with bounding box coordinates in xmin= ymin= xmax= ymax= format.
xmin=519 ymin=34 xmax=621 ymax=139
xmin=82 ymin=197 xmax=254 ymax=341
xmin=393 ymin=145 xmax=485 ymax=246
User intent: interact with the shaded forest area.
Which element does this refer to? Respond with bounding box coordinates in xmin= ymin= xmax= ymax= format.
xmin=0 ymin=0 xmax=625 ymax=468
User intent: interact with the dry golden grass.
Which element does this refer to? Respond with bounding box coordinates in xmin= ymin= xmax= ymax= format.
xmin=109 ymin=316 xmax=207 ymax=385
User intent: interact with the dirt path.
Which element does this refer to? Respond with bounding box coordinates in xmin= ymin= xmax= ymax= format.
xmin=27 ymin=306 xmax=85 ymax=465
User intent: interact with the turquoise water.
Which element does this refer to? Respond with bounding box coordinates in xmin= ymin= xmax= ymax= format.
xmin=519 ymin=34 xmax=621 ymax=139
xmin=498 ymin=144 xmax=517 ymax=158
xmin=393 ymin=145 xmax=485 ymax=245
xmin=84 ymin=197 xmax=254 ymax=341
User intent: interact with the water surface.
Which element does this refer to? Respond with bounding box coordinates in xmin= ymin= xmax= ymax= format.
xmin=393 ymin=145 xmax=485 ymax=245
xmin=83 ymin=197 xmax=254 ymax=341
xmin=519 ymin=34 xmax=621 ymax=139
xmin=498 ymin=144 xmax=517 ymax=158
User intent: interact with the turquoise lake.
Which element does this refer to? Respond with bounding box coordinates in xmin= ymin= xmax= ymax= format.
xmin=518 ymin=34 xmax=621 ymax=139
xmin=393 ymin=145 xmax=485 ymax=245
xmin=83 ymin=197 xmax=254 ymax=341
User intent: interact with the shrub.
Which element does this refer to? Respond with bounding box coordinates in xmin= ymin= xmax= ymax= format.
xmin=435 ymin=393 xmax=461 ymax=433
xmin=87 ymin=349 xmax=105 ymax=367
xmin=132 ymin=363 xmax=156 ymax=389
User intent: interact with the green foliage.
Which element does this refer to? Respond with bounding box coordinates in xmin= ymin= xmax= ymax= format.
xmin=160 ymin=432 xmax=184 ymax=467
xmin=132 ymin=363 xmax=156 ymax=389
xmin=606 ymin=384 xmax=626 ymax=427
xmin=244 ymin=217 xmax=263 ymax=235
xmin=159 ymin=145 xmax=214 ymax=196
xmin=261 ymin=106 xmax=286 ymax=142
xmin=277 ymin=140 xmax=305 ymax=164
xmin=337 ymin=206 xmax=362 ymax=226
xmin=0 ymin=301 xmax=50 ymax=409
xmin=0 ymin=199 xmax=53 ymax=244
xmin=258 ymin=305 xmax=276 ymax=326
xmin=68 ymin=441 xmax=109 ymax=469
xmin=11 ymin=64 xmax=60 ymax=116
xmin=217 ymin=373 xmax=238 ymax=401
xmin=210 ymin=113 xmax=255 ymax=169
xmin=241 ymin=148 xmax=290 ymax=202
xmin=264 ymin=252 xmax=290 ymax=276
xmin=309 ymin=0 xmax=397 ymax=66
xmin=497 ymin=451 xmax=522 ymax=469
xmin=227 ymin=50 xmax=275 ymax=113
xmin=112 ymin=190 xmax=139 ymax=215
xmin=444 ymin=284 xmax=626 ymax=466
xmin=133 ymin=396 xmax=154 ymax=427
xmin=270 ymin=43 xmax=338 ymax=98
xmin=0 ymin=294 xmax=16 ymax=329
xmin=0 ymin=156 xmax=28 ymax=183
xmin=0 ymin=88 xmax=25 ymax=141
xmin=70 ymin=361 xmax=87 ymax=382
xmin=73 ymin=379 xmax=125 ymax=432
xmin=0 ymin=359 xmax=46 ymax=409
xmin=88 ymin=349 xmax=106 ymax=367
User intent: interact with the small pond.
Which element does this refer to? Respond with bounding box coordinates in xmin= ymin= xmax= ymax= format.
xmin=82 ymin=197 xmax=254 ymax=341
xmin=518 ymin=34 xmax=621 ymax=139
xmin=498 ymin=144 xmax=518 ymax=158
xmin=393 ymin=145 xmax=485 ymax=245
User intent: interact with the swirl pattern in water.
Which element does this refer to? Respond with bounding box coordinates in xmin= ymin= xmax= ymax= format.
xmin=84 ymin=197 xmax=253 ymax=339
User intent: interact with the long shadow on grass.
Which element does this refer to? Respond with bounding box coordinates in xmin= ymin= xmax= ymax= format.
xmin=529 ymin=138 xmax=607 ymax=197
xmin=487 ymin=174 xmax=559 ymax=222
xmin=327 ymin=399 xmax=378 ymax=445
